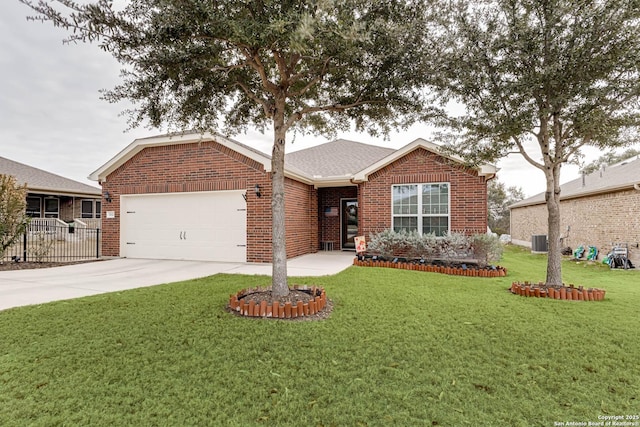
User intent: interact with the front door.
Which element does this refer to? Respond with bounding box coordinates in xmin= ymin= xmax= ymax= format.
xmin=341 ymin=199 xmax=358 ymax=250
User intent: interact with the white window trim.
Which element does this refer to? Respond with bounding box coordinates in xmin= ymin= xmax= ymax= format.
xmin=44 ymin=197 xmax=60 ymax=218
xmin=391 ymin=183 xmax=450 ymax=235
xmin=26 ymin=196 xmax=42 ymax=217
xmin=81 ymin=199 xmax=99 ymax=219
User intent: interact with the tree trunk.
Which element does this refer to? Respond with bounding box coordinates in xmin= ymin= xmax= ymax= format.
xmin=544 ymin=164 xmax=563 ymax=286
xmin=271 ymin=105 xmax=289 ymax=297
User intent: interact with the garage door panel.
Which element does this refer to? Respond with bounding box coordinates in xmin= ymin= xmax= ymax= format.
xmin=121 ymin=191 xmax=247 ymax=262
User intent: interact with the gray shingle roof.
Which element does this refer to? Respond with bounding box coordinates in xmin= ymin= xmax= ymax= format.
xmin=285 ymin=139 xmax=395 ymax=178
xmin=0 ymin=156 xmax=101 ymax=197
xmin=510 ymin=156 xmax=640 ymax=208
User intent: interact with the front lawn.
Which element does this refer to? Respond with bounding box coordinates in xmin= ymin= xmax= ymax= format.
xmin=0 ymin=246 xmax=638 ymax=426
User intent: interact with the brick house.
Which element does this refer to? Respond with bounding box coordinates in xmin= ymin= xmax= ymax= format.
xmin=89 ymin=133 xmax=496 ymax=262
xmin=1 ymin=156 xmax=102 ymax=222
xmin=510 ymin=156 xmax=640 ymax=266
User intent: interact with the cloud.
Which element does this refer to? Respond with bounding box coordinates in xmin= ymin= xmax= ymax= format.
xmin=1 ymin=2 xmax=630 ymax=198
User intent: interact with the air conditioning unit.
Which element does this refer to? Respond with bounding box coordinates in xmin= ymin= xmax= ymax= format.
xmin=531 ymin=235 xmax=548 ymax=253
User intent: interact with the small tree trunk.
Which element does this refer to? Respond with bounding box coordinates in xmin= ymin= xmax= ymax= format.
xmin=544 ymin=165 xmax=563 ymax=286
xmin=271 ymin=106 xmax=289 ymax=297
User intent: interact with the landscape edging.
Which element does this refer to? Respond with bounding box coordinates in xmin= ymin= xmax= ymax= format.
xmin=353 ymin=258 xmax=507 ymax=277
xmin=509 ymin=282 xmax=606 ymax=301
xmin=228 ymin=285 xmax=327 ymax=318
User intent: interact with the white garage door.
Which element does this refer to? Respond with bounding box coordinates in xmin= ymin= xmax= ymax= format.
xmin=120 ymin=191 xmax=247 ymax=262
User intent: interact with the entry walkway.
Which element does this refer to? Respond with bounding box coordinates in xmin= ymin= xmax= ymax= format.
xmin=0 ymin=251 xmax=355 ymax=311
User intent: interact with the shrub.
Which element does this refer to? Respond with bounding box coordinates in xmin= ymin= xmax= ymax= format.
xmin=368 ymin=229 xmax=414 ymax=258
xmin=413 ymin=232 xmax=438 ymax=262
xmin=437 ymin=231 xmax=472 ymax=262
xmin=0 ymin=174 xmax=30 ymax=261
xmin=28 ymin=232 xmax=54 ymax=263
xmin=367 ymin=229 xmax=503 ymax=267
xmin=470 ymin=233 xmax=503 ymax=267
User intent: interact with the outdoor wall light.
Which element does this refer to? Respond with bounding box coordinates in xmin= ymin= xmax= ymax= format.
xmin=104 ymin=191 xmax=112 ymax=203
xmin=254 ymin=184 xmax=262 ymax=198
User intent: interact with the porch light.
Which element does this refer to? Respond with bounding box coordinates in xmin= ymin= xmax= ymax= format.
xmin=103 ymin=191 xmax=112 ymax=203
xmin=254 ymin=184 xmax=262 ymax=198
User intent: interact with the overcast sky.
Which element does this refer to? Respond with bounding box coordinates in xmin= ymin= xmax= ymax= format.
xmin=2 ymin=2 xmax=632 ymax=197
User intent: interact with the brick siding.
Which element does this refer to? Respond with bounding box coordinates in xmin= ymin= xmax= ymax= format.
xmin=358 ymin=148 xmax=488 ymax=237
xmin=101 ymin=143 xmax=489 ymax=263
xmin=511 ymin=189 xmax=640 ymax=266
xmin=101 ymin=141 xmax=272 ymax=262
xmin=317 ymin=186 xmax=358 ymax=249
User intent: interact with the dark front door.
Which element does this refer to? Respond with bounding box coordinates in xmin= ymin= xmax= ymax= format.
xmin=341 ymin=199 xmax=358 ymax=250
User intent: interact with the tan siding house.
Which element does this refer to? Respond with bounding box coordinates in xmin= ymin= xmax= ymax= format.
xmin=510 ymin=157 xmax=640 ymax=266
xmin=1 ymin=156 xmax=102 ymax=222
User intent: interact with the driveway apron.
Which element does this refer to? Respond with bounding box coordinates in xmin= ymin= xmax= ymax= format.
xmin=0 ymin=252 xmax=354 ymax=311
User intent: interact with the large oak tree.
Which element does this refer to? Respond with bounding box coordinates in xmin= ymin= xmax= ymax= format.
xmin=432 ymin=0 xmax=640 ymax=285
xmin=21 ymin=0 xmax=436 ymax=296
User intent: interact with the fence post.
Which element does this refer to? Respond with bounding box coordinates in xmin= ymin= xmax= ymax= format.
xmin=96 ymin=228 xmax=100 ymax=259
xmin=23 ymin=231 xmax=28 ymax=262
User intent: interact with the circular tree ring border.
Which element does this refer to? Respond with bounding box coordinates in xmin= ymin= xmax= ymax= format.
xmin=228 ymin=285 xmax=330 ymax=320
xmin=510 ymin=282 xmax=606 ymax=301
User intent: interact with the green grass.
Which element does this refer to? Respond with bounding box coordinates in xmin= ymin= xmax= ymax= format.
xmin=1 ymin=246 xmax=638 ymax=426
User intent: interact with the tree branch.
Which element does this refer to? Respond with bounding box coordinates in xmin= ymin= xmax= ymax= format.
xmin=234 ymin=81 xmax=271 ymax=118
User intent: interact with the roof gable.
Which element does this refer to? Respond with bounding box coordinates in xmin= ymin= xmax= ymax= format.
xmin=511 ymin=156 xmax=640 ymax=208
xmin=0 ymin=156 xmax=100 ymax=197
xmin=352 ymin=138 xmax=497 ymax=182
xmin=90 ymin=132 xmax=274 ymax=182
xmin=91 ymin=133 xmax=496 ymax=187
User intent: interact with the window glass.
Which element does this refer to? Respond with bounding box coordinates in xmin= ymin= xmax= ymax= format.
xmin=44 ymin=198 xmax=59 ymax=218
xmin=81 ymin=200 xmax=93 ymax=218
xmin=392 ymin=185 xmax=417 ymax=215
xmin=95 ymin=201 xmax=101 ymax=219
xmin=393 ymin=216 xmax=418 ymax=233
xmin=26 ymin=197 xmax=41 ymax=217
xmin=392 ymin=183 xmax=449 ymax=236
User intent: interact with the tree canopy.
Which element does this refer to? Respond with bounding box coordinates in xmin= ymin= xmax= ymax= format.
xmin=23 ymin=0 xmax=433 ymax=137
xmin=21 ymin=0 xmax=436 ymax=296
xmin=431 ymin=0 xmax=640 ymax=285
xmin=580 ymin=147 xmax=640 ymax=174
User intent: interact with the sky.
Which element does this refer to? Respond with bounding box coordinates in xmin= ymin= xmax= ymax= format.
xmin=1 ymin=2 xmax=633 ymax=198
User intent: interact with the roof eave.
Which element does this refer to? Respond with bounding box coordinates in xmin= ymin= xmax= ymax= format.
xmin=89 ymin=132 xmax=272 ymax=182
xmin=27 ymin=188 xmax=101 ymax=198
xmin=510 ymin=182 xmax=640 ymax=209
xmin=311 ymin=176 xmax=356 ymax=188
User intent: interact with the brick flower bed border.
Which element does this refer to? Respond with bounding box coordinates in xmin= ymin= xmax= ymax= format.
xmin=510 ymin=282 xmax=606 ymax=301
xmin=228 ymin=286 xmax=327 ymax=318
xmin=352 ymin=257 xmax=507 ymax=278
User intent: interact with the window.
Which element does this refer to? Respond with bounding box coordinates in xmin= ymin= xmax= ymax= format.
xmin=392 ymin=183 xmax=449 ymax=236
xmin=81 ymin=200 xmax=101 ymax=218
xmin=44 ymin=197 xmax=59 ymax=218
xmin=82 ymin=200 xmax=93 ymax=218
xmin=26 ymin=196 xmax=41 ymax=217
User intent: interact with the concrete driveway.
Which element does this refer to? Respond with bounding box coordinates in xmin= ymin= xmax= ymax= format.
xmin=0 ymin=251 xmax=354 ymax=311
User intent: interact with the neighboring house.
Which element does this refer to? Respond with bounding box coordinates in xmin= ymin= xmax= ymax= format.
xmin=510 ymin=156 xmax=640 ymax=266
xmin=1 ymin=156 xmax=102 ymax=223
xmin=89 ymin=133 xmax=496 ymax=263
